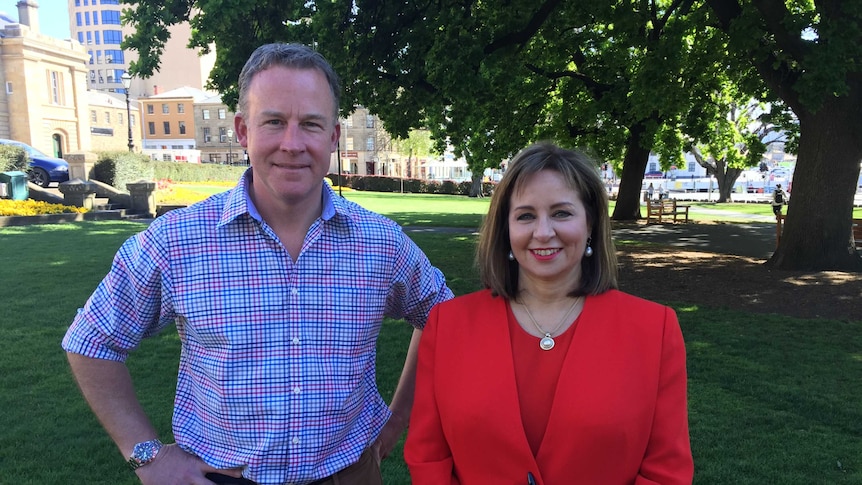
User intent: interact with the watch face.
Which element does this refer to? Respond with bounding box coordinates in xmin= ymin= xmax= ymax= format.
xmin=129 ymin=439 xmax=162 ymax=470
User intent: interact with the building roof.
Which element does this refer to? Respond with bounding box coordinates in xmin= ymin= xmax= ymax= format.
xmin=86 ymin=90 xmax=139 ymax=111
xmin=146 ymin=86 xmax=211 ymax=102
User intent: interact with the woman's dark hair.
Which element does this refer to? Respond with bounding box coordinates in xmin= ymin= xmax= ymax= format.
xmin=476 ymin=142 xmax=618 ymax=299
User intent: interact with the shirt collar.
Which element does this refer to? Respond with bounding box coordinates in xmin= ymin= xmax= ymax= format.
xmin=218 ymin=169 xmax=340 ymax=228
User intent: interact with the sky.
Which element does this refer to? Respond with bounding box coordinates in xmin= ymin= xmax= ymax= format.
xmin=0 ymin=0 xmax=71 ymax=39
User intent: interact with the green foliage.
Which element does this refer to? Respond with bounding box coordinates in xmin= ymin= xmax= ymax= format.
xmin=326 ymin=173 xmax=493 ymax=196
xmin=92 ymin=151 xmax=154 ymax=190
xmin=0 ymin=144 xmax=29 ymax=172
xmin=151 ymin=161 xmax=246 ymax=183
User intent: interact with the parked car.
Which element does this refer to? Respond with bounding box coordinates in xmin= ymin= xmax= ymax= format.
xmin=644 ymin=170 xmax=664 ymax=178
xmin=0 ymin=139 xmax=70 ymax=187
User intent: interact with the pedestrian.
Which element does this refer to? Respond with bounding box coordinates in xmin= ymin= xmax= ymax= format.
xmin=405 ymin=142 xmax=693 ymax=484
xmin=62 ymin=43 xmax=453 ymax=485
xmin=772 ymin=183 xmax=787 ymax=216
xmin=647 ymin=182 xmax=655 ymax=200
xmin=659 ymin=185 xmax=667 ymax=200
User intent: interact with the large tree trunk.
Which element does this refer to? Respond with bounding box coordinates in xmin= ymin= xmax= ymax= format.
xmin=612 ymin=125 xmax=652 ymax=221
xmin=716 ymin=166 xmax=742 ymax=203
xmin=469 ymin=173 xmax=484 ymax=198
xmin=768 ymin=98 xmax=862 ymax=271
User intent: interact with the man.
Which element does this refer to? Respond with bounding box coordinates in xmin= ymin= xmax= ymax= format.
xmin=772 ymin=183 xmax=787 ymax=216
xmin=62 ymin=43 xmax=453 ymax=485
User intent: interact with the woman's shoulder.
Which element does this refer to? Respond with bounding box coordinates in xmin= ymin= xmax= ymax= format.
xmin=590 ymin=289 xmax=674 ymax=317
xmin=435 ymin=288 xmax=499 ymax=310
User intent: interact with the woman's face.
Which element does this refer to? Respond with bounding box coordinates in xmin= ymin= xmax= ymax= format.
xmin=508 ymin=169 xmax=591 ymax=291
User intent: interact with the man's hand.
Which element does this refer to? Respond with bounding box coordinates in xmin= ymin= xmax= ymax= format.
xmin=373 ymin=412 xmax=410 ymax=461
xmin=135 ymin=444 xmax=244 ymax=485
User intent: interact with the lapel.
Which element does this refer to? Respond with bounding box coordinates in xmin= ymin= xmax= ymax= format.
xmin=458 ymin=293 xmax=542 ymax=474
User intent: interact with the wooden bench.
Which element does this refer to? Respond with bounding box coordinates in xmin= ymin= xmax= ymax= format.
xmin=645 ymin=198 xmax=690 ymax=223
xmin=776 ymin=215 xmax=862 ymax=249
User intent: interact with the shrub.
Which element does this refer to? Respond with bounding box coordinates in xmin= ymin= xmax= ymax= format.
xmin=93 ymin=151 xmax=154 ymax=190
xmin=0 ymin=199 xmax=88 ymax=216
xmin=151 ymin=161 xmax=246 ymax=183
xmin=0 ymin=145 xmax=29 ymax=172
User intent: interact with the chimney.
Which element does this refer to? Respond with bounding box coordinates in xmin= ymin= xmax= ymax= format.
xmin=16 ymin=0 xmax=39 ymax=33
xmin=153 ymin=85 xmax=160 ymax=95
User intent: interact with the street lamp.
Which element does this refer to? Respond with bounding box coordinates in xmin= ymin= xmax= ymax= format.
xmin=121 ymin=72 xmax=133 ymax=152
xmin=227 ymin=128 xmax=234 ymax=165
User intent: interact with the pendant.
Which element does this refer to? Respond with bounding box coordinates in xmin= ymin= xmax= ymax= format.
xmin=539 ymin=333 xmax=555 ymax=351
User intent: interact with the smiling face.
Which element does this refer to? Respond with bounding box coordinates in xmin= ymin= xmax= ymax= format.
xmin=508 ymin=169 xmax=592 ymax=293
xmin=235 ymin=66 xmax=340 ymax=214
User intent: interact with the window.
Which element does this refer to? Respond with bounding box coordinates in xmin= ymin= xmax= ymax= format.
xmin=118 ymin=114 xmax=123 ymax=125
xmin=203 ymin=127 xmax=211 ymax=142
xmin=5 ymin=82 xmax=11 ymax=94
xmin=148 ymin=122 xmax=155 ymax=135
xmin=163 ymin=121 xmax=171 ymax=135
xmin=688 ymin=162 xmax=696 ymax=172
xmin=101 ymin=10 xmax=121 ymax=24
xmin=105 ymin=50 xmax=124 ymax=65
xmin=346 ymin=137 xmax=354 ymax=150
xmin=163 ymin=154 xmax=172 ymax=162
xmin=202 ymin=109 xmax=210 ymax=120
xmin=343 ymin=116 xmax=353 ymax=128
xmin=218 ymin=108 xmax=226 ymax=119
xmin=147 ymin=104 xmax=154 ymax=114
xmin=179 ymin=121 xmax=186 ymax=135
xmin=366 ymin=115 xmax=375 ymax=128
xmin=102 ymin=30 xmax=123 ymax=45
xmin=93 ymin=13 xmax=98 ymax=25
xmin=101 ymin=0 xmax=120 ymax=4
xmin=75 ymin=12 xmax=82 ymax=26
xmin=86 ymin=31 xmax=92 ymax=44
xmin=366 ymin=137 xmax=374 ymax=151
xmin=105 ymin=112 xmax=110 ymax=123
xmin=130 ymin=114 xmax=136 ymax=127
xmin=177 ymin=103 xmax=185 ymax=114
xmin=91 ymin=110 xmax=98 ymax=122
xmin=94 ymin=31 xmax=100 ymax=45
xmin=48 ymin=71 xmax=63 ymax=105
xmin=162 ymin=104 xmax=169 ymax=114
xmin=219 ymin=127 xmax=227 ymax=142
xmin=209 ymin=153 xmax=222 ymax=163
xmin=78 ymin=32 xmax=84 ymax=44
xmin=85 ymin=12 xmax=90 ymax=25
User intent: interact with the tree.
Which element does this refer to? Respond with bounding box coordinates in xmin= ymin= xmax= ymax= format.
xmin=393 ymin=129 xmax=436 ymax=185
xmin=706 ymin=0 xmax=862 ymax=270
xmin=123 ymin=1 xmax=735 ymax=211
xmin=687 ymin=99 xmax=789 ymax=202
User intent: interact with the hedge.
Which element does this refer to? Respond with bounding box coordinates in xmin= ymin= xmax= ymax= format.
xmin=325 ymin=173 xmax=494 ymax=197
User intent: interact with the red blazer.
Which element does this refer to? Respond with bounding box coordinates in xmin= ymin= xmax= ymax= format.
xmin=405 ymin=289 xmax=693 ymax=485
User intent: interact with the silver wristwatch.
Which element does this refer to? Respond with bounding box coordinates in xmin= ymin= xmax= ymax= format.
xmin=127 ymin=438 xmax=163 ymax=470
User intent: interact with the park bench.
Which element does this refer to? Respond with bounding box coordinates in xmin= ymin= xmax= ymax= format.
xmin=645 ymin=198 xmax=690 ymax=223
xmin=776 ymin=215 xmax=862 ymax=250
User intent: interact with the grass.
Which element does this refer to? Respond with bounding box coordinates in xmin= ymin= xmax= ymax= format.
xmin=0 ymin=194 xmax=860 ymax=484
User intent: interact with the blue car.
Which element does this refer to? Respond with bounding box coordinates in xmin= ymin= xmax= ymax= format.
xmin=0 ymin=139 xmax=70 ymax=187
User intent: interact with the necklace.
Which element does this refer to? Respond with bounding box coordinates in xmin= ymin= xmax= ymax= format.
xmin=520 ymin=296 xmax=583 ymax=351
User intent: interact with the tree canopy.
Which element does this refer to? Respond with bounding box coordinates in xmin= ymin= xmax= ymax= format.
xmin=123 ymin=0 xmax=862 ymax=270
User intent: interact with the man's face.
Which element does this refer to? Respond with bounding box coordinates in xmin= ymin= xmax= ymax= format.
xmin=235 ymin=66 xmax=340 ymax=210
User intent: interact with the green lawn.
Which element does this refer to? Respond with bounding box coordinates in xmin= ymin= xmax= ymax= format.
xmin=0 ymin=197 xmax=859 ymax=484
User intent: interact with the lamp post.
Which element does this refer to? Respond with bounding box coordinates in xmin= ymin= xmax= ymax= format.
xmin=121 ymin=72 xmax=133 ymax=152
xmin=227 ymin=128 xmax=234 ymax=165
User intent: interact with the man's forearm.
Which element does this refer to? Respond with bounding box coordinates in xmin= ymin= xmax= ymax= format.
xmin=388 ymin=328 xmax=423 ymax=426
xmin=66 ymin=352 xmax=159 ymax=458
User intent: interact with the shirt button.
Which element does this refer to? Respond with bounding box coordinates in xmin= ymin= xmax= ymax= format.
xmin=292 ymin=437 xmax=300 ymax=445
xmin=290 ymin=288 xmax=299 ymax=296
xmin=293 ymin=386 xmax=301 ymax=394
xmin=292 ymin=337 xmax=300 ymax=345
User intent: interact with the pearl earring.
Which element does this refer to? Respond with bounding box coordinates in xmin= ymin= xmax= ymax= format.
xmin=508 ymin=250 xmax=515 ymax=261
xmin=584 ymin=238 xmax=594 ymax=257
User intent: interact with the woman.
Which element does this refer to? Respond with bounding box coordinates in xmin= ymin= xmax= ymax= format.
xmin=404 ymin=142 xmax=693 ymax=485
